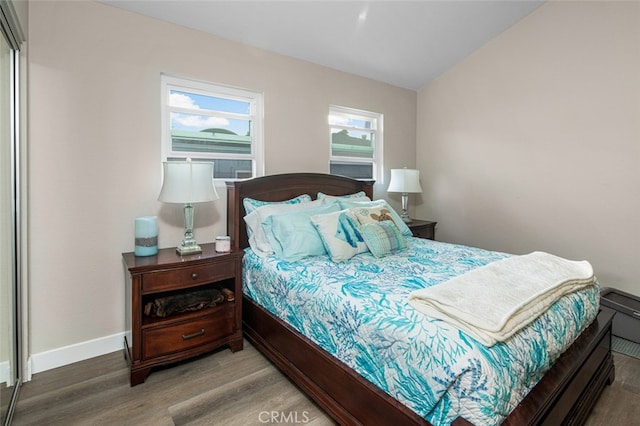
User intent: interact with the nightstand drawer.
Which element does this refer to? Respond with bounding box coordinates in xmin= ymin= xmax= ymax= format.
xmin=408 ymin=220 xmax=437 ymax=240
xmin=123 ymin=245 xmax=243 ymax=385
xmin=142 ymin=306 xmax=234 ymax=359
xmin=142 ymin=261 xmax=235 ymax=293
xmin=412 ymin=227 xmax=434 ymax=240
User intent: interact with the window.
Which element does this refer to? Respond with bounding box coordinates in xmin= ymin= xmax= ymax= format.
xmin=328 ymin=106 xmax=382 ymax=181
xmin=161 ymin=75 xmax=264 ymax=179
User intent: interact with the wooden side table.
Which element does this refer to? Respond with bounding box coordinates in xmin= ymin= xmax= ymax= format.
xmin=122 ymin=243 xmax=243 ymax=386
xmin=407 ymin=219 xmax=437 ymax=240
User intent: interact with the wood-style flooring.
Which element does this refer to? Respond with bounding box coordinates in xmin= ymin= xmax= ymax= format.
xmin=11 ymin=340 xmax=640 ymax=425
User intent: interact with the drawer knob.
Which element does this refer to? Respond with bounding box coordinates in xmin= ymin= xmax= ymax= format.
xmin=182 ymin=329 xmax=205 ymax=340
xmin=191 ymin=273 xmax=198 ymax=280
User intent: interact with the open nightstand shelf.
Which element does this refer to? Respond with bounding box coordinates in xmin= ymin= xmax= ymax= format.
xmin=122 ymin=243 xmax=243 ymax=386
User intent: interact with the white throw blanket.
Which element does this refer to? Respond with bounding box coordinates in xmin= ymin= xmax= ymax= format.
xmin=408 ymin=251 xmax=596 ymax=346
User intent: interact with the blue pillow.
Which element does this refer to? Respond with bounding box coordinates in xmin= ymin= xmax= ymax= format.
xmin=244 ymin=199 xmax=326 ymax=257
xmin=360 ymin=221 xmax=407 ymax=258
xmin=243 ymin=194 xmax=312 ymax=215
xmin=262 ymin=203 xmax=341 ymax=261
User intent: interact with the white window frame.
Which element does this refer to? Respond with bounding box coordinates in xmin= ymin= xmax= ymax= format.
xmin=161 ymin=74 xmax=264 ymax=179
xmin=328 ymin=105 xmax=383 ymax=182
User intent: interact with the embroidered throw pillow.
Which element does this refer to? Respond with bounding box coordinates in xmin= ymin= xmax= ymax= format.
xmin=340 ymin=199 xmax=412 ymax=237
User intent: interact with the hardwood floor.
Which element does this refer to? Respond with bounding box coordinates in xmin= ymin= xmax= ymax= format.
xmin=585 ymin=351 xmax=640 ymax=425
xmin=13 ymin=341 xmax=332 ymax=426
xmin=11 ymin=340 xmax=640 ymax=425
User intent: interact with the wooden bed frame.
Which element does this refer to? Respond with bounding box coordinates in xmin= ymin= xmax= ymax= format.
xmin=226 ymin=172 xmax=615 ymax=425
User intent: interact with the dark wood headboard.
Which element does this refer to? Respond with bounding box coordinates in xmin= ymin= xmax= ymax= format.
xmin=226 ymin=173 xmax=374 ymax=251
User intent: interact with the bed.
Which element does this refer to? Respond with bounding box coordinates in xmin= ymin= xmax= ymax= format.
xmin=225 ymin=172 xmax=615 ymax=425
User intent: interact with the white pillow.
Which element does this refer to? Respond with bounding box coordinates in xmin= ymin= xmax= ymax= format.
xmin=317 ymin=191 xmax=371 ymax=203
xmin=244 ymin=199 xmax=328 ymax=257
xmin=243 ymin=194 xmax=312 ymax=215
xmin=310 ymin=209 xmax=368 ymax=262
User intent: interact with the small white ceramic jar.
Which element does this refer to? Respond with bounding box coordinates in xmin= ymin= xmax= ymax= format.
xmin=215 ymin=236 xmax=231 ymax=252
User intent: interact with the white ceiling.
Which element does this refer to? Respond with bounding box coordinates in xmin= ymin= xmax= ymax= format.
xmin=101 ymin=0 xmax=544 ymax=91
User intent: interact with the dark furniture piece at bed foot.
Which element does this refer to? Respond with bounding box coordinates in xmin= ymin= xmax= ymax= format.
xmin=226 ymin=173 xmax=615 ymax=425
xmin=601 ymin=287 xmax=640 ymax=344
xmin=122 ymin=244 xmax=243 ymax=386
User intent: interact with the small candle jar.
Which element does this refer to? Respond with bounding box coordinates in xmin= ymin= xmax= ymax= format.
xmin=215 ymin=236 xmax=231 ymax=253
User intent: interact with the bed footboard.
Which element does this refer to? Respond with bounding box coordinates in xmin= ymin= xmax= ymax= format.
xmin=244 ymin=295 xmax=614 ymax=426
xmin=243 ymin=296 xmax=441 ymax=425
xmin=504 ymin=307 xmax=615 ymax=425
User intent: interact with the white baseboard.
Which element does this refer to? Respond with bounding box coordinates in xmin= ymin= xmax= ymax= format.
xmin=28 ymin=331 xmax=129 ymax=377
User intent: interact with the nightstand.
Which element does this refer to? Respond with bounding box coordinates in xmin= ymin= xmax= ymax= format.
xmin=122 ymin=243 xmax=243 ymax=386
xmin=407 ymin=219 xmax=437 ymax=240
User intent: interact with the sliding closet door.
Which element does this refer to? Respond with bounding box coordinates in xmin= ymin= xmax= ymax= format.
xmin=0 ymin=0 xmax=23 ymax=422
xmin=0 ymin=28 xmax=18 ymax=424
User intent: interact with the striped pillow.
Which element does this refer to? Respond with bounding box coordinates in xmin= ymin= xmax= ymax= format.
xmin=360 ymin=221 xmax=407 ymax=258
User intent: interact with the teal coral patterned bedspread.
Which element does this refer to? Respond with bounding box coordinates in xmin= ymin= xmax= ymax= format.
xmin=242 ymin=238 xmax=600 ymax=425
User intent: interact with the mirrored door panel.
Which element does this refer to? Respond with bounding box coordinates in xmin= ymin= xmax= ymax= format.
xmin=0 ymin=26 xmax=17 ymax=424
xmin=0 ymin=1 xmax=23 ymax=422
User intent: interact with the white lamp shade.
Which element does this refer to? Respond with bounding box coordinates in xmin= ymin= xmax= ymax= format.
xmin=387 ymin=168 xmax=422 ymax=193
xmin=158 ymin=161 xmax=219 ymax=203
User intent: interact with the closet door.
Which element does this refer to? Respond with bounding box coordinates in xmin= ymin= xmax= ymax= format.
xmin=0 ymin=1 xmax=23 ymax=423
xmin=0 ymin=29 xmax=18 ymax=425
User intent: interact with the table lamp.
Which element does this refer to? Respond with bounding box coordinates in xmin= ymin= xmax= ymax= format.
xmin=387 ymin=168 xmax=422 ymax=223
xmin=158 ymin=160 xmax=219 ymax=255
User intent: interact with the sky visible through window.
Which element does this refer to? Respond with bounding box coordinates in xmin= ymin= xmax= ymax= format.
xmin=170 ymin=90 xmax=250 ymax=136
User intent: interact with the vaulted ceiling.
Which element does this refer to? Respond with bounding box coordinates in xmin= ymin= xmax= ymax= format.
xmin=102 ymin=1 xmax=544 ymax=91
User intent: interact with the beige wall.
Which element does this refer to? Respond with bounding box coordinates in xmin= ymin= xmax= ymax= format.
xmin=417 ymin=1 xmax=639 ymax=295
xmin=28 ymin=1 xmax=416 ymax=356
xmin=29 ymin=0 xmax=639 ymax=367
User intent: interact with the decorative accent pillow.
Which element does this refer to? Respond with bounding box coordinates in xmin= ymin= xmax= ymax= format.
xmin=262 ymin=203 xmax=341 ymax=262
xmin=244 ymin=199 xmax=326 ymax=257
xmin=339 ymin=199 xmax=412 ymax=237
xmin=243 ymin=194 xmax=312 ymax=215
xmin=317 ymin=191 xmax=371 ymax=203
xmin=310 ymin=209 xmax=368 ymax=262
xmin=351 ymin=205 xmax=398 ymax=226
xmin=360 ymin=221 xmax=407 ymax=258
